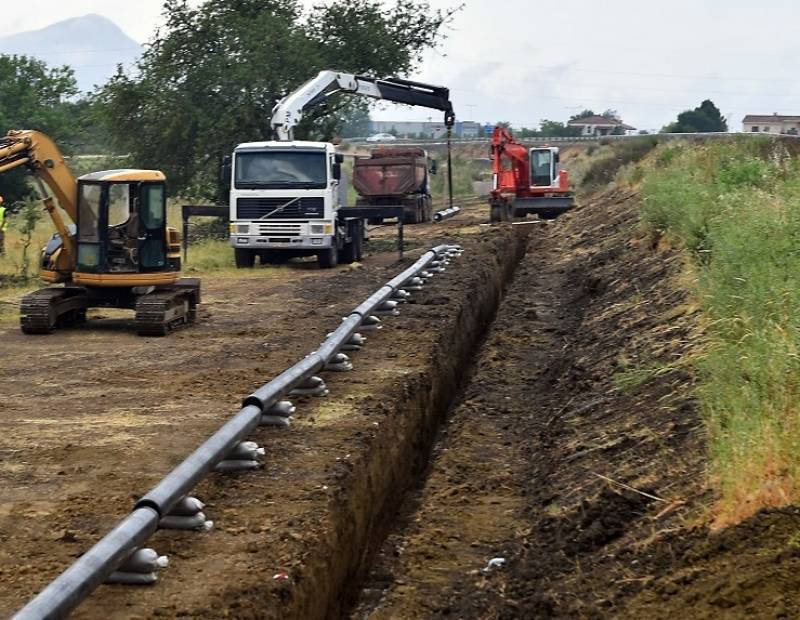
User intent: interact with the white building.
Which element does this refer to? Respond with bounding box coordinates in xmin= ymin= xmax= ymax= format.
xmin=367 ymin=120 xmax=483 ymax=139
xmin=742 ymin=114 xmax=800 ymax=135
xmin=567 ymin=115 xmax=636 ymax=136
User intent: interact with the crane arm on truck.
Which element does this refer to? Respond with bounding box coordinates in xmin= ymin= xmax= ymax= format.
xmin=270 ymin=70 xmax=456 ymax=141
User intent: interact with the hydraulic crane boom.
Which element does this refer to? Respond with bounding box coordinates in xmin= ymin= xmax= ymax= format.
xmin=270 ymin=70 xmax=455 ymax=141
xmin=270 ymin=70 xmax=457 ymax=211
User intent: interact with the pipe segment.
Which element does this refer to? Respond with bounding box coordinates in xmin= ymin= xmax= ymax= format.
xmin=13 ymin=244 xmax=462 ymax=619
xmin=13 ymin=508 xmax=160 ymax=620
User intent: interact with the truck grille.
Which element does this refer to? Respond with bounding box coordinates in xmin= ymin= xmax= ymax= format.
xmin=257 ymin=224 xmax=302 ymax=237
xmin=237 ymin=197 xmax=324 ymax=219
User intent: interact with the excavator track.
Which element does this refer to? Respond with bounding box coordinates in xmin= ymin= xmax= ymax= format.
xmin=20 ymin=288 xmax=88 ymax=334
xmin=135 ymin=289 xmax=196 ymax=337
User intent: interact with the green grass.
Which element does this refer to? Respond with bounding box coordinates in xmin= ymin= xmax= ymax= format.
xmin=636 ymin=137 xmax=800 ymax=523
xmin=429 ymin=155 xmax=484 ymax=202
xmin=577 ymin=137 xmax=660 ymax=192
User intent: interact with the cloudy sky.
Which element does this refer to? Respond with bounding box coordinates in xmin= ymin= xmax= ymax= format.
xmin=1 ymin=0 xmax=798 ymax=131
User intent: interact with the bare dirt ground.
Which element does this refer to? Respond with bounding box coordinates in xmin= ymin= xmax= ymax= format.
xmin=0 ymin=200 xmax=496 ymax=618
xmin=354 ymin=188 xmax=800 ymax=619
xmin=4 ymin=182 xmax=800 ymax=619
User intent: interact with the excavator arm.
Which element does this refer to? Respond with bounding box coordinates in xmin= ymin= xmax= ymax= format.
xmin=270 ymin=70 xmax=456 ymax=141
xmin=0 ymin=130 xmax=78 ymax=275
xmin=490 ymin=126 xmax=532 ymax=191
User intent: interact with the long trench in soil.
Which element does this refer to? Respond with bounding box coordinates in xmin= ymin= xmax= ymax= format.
xmin=275 ymin=225 xmax=535 ymax=619
xmin=351 ymin=222 xmax=575 ymax=617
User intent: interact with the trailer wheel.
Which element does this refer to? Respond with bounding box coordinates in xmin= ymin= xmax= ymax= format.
xmin=234 ymin=248 xmax=256 ymax=268
xmin=317 ymin=245 xmax=339 ymax=268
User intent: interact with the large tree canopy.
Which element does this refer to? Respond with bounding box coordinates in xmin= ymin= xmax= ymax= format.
xmin=664 ymin=99 xmax=728 ymax=133
xmin=97 ymin=0 xmax=457 ymax=197
xmin=0 ymin=55 xmax=78 ymax=204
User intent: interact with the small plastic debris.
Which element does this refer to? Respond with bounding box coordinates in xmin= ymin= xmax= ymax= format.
xmin=273 ymin=571 xmax=290 ymax=581
xmin=483 ymin=557 xmax=506 ymax=573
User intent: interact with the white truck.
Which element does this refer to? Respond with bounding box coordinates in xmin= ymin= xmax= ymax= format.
xmin=227 ymin=140 xmax=359 ymax=267
xmin=225 ymin=70 xmax=455 ymax=268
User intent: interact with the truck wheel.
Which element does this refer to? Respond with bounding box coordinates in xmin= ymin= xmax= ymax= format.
xmin=317 ymin=245 xmax=339 ymax=268
xmin=354 ymin=229 xmax=363 ymax=261
xmin=234 ymin=248 xmax=256 ymax=268
xmin=341 ymin=240 xmax=357 ymax=264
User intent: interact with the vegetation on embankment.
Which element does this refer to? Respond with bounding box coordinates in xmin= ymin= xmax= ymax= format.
xmin=621 ymin=136 xmax=800 ymax=525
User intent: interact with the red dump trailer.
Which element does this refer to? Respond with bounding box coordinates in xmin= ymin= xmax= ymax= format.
xmin=353 ymin=148 xmax=434 ymax=224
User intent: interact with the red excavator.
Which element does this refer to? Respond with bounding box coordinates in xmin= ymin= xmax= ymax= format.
xmin=489 ymin=126 xmax=574 ymax=222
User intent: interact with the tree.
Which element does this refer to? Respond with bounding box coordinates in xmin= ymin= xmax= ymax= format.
xmin=539 ymin=119 xmax=581 ymax=137
xmin=664 ymin=99 xmax=728 ymax=133
xmin=0 ymin=55 xmax=78 ymax=204
xmin=15 ymin=197 xmax=43 ymax=278
xmin=338 ymin=102 xmax=371 ymax=138
xmin=569 ymin=109 xmax=596 ymax=122
xmin=97 ymin=0 xmax=459 ymax=198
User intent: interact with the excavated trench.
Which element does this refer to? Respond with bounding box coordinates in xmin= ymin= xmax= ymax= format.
xmin=273 ymin=225 xmax=534 ymax=619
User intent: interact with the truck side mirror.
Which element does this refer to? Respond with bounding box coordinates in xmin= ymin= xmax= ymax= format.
xmin=220 ymin=155 xmax=232 ymax=187
xmin=332 ymin=162 xmax=342 ymax=181
xmin=335 ymin=153 xmax=344 ymax=164
xmin=429 ymin=160 xmax=438 ymax=175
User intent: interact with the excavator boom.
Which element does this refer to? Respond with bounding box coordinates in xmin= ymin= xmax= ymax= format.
xmin=0 ymin=130 xmax=78 ymax=221
xmin=0 ymin=131 xmax=79 ymax=271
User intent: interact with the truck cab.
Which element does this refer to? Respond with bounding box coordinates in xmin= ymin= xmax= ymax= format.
xmin=228 ymin=141 xmax=363 ymax=268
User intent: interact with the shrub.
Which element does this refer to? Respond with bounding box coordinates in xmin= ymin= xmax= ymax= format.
xmin=639 ymin=139 xmax=800 ymax=524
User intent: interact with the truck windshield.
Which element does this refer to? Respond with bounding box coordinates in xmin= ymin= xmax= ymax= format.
xmin=235 ymin=151 xmax=327 ymax=189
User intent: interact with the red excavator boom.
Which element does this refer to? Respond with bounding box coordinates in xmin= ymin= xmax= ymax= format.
xmin=489 ymin=126 xmax=574 ymax=222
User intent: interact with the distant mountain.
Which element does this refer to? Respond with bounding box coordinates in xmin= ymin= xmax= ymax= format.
xmin=0 ymin=14 xmax=142 ymax=92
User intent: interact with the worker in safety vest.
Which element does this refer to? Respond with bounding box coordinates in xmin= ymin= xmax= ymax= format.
xmin=0 ymin=195 xmax=6 ymax=255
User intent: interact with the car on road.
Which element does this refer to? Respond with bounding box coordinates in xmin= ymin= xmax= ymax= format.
xmin=366 ymin=132 xmax=398 ymax=143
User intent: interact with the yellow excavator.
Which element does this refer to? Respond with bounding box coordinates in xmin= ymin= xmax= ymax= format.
xmin=0 ymin=130 xmax=200 ymax=336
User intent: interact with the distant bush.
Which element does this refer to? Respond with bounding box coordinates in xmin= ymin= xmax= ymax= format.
xmin=581 ymin=137 xmax=659 ymax=189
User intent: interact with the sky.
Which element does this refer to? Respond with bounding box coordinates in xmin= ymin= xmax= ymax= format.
xmin=1 ymin=0 xmax=799 ymax=132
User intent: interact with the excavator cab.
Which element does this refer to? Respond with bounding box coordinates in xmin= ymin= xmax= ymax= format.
xmin=74 ymin=171 xmax=178 ymax=277
xmin=530 ymin=147 xmax=559 ymax=187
